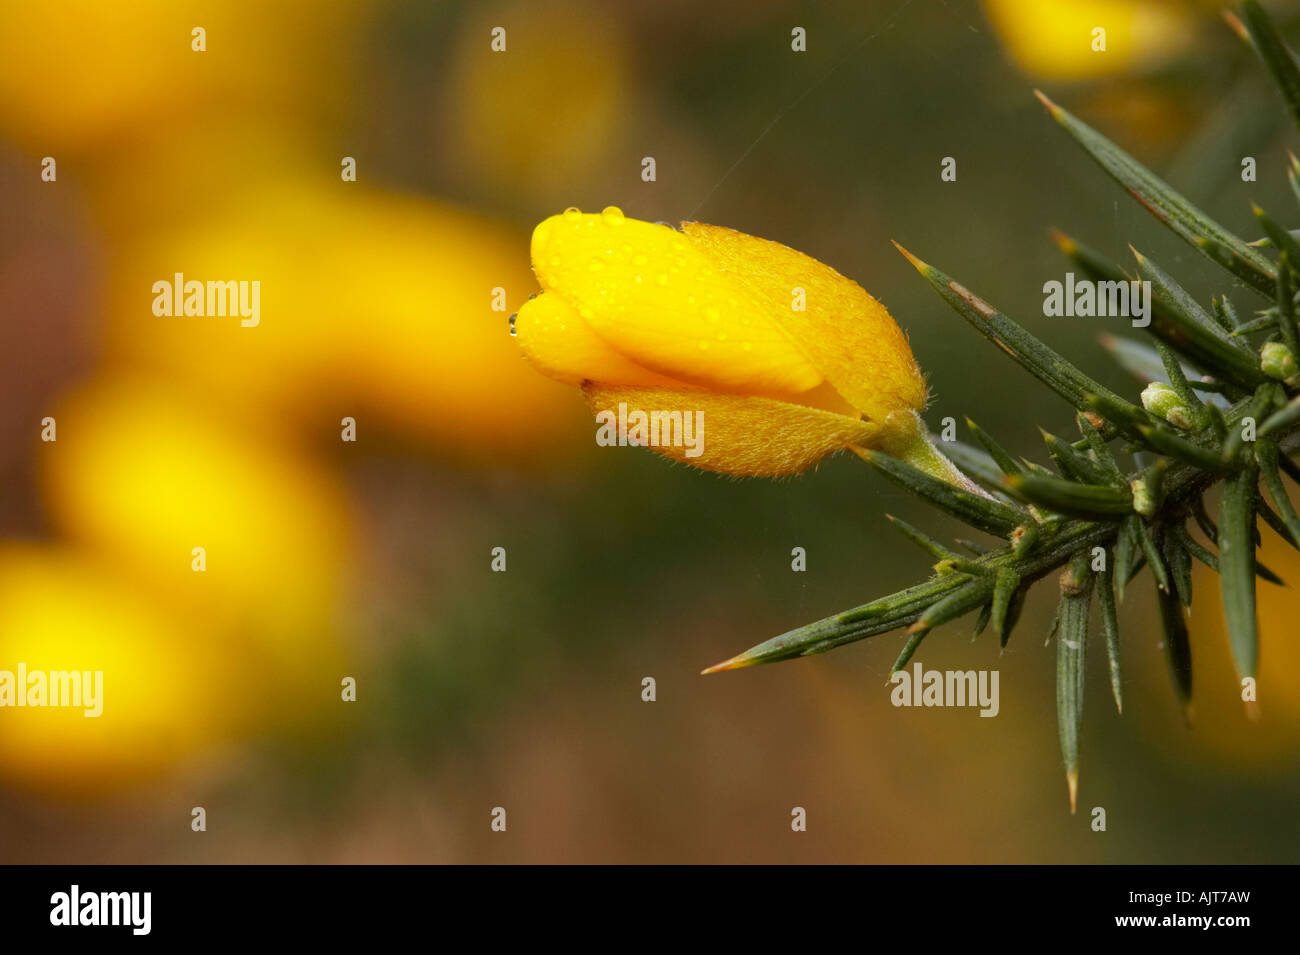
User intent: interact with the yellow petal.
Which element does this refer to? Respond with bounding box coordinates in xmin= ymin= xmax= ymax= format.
xmin=531 ymin=211 xmax=823 ymax=394
xmin=582 ymin=382 xmax=880 ymax=477
xmin=514 ymin=291 xmax=683 ymax=388
xmin=683 ymin=222 xmax=926 ymax=424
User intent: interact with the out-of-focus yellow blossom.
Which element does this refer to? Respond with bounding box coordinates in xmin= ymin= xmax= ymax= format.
xmin=102 ymin=184 xmax=583 ymax=459
xmin=515 ymin=208 xmax=934 ymax=476
xmin=982 ymin=0 xmax=1200 ymax=81
xmin=0 ymin=546 xmax=231 ymax=793
xmin=1182 ymin=535 xmax=1300 ymax=767
xmin=41 ymin=376 xmax=349 ymax=693
xmin=443 ymin=1 xmax=629 ymax=196
xmin=0 ymin=0 xmax=360 ymax=151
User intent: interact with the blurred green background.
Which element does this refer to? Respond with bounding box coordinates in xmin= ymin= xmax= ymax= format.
xmin=1 ymin=0 xmax=1298 ymax=862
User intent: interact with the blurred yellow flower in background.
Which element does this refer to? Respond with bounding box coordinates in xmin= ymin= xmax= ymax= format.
xmin=515 ymin=208 xmax=930 ymax=476
xmin=982 ymin=0 xmax=1200 ymax=81
xmin=0 ymin=0 xmax=596 ymax=800
xmin=0 ymin=545 xmax=231 ymax=793
xmin=41 ymin=376 xmax=349 ymax=697
xmin=102 ymin=184 xmax=583 ymax=459
xmin=0 ymin=0 xmax=360 ymax=152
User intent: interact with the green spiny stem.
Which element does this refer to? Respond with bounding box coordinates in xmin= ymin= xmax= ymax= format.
xmin=1056 ymin=553 xmax=1093 ymax=814
xmin=704 ymin=350 xmax=1295 ymax=675
xmin=890 ymin=630 xmax=928 ymax=674
xmin=1096 ymin=554 xmax=1123 ymax=715
xmin=1164 ymin=529 xmax=1194 ymax=607
xmin=1134 ymin=516 xmax=1172 ymax=594
xmin=854 ymin=447 xmax=1024 ymax=536
xmin=705 ymin=4 xmax=1300 ymax=812
xmin=1240 ymin=0 xmax=1300 ymax=132
xmin=1035 ymin=89 xmax=1276 ymax=296
xmin=966 ymin=418 xmax=1023 ymax=475
xmin=1220 ymin=462 xmax=1262 ymax=681
xmin=1156 ymin=580 xmax=1195 ymax=725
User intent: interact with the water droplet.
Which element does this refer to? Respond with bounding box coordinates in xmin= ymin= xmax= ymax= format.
xmin=601 ymin=206 xmax=625 ymax=226
xmin=588 ymin=257 xmax=605 ymax=272
xmin=633 ymin=254 xmax=647 ymax=266
xmin=508 ymin=313 xmax=517 ymax=336
xmin=742 ymin=342 xmax=753 ymax=352
xmin=704 ymin=307 xmax=719 ymax=322
xmin=655 ymin=273 xmax=668 ymax=286
xmin=549 ymin=255 xmax=562 ymax=267
xmin=528 ymin=292 xmax=536 ymax=300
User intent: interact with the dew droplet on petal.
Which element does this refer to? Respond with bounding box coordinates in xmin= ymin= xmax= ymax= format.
xmin=601 ymin=206 xmax=625 ymax=226
xmin=655 ymin=273 xmax=668 ymax=286
xmin=563 ymin=206 xmax=582 ymax=220
xmin=508 ymin=313 xmax=517 ymax=336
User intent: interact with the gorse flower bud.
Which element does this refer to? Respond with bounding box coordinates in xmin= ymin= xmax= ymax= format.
xmin=1260 ymin=341 xmax=1299 ymax=386
xmin=1140 ymin=380 xmax=1195 ymax=429
xmin=1129 ymin=476 xmax=1156 ymax=517
xmin=514 ymin=207 xmax=940 ymax=477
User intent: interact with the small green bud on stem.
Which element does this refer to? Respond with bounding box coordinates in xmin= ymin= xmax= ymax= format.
xmin=1260 ymin=341 xmax=1300 ymax=387
xmin=1130 ymin=477 xmax=1157 ymax=517
xmin=1140 ymin=381 xmax=1196 ymax=430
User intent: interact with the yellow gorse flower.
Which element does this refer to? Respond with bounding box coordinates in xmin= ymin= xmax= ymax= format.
xmin=514 ymin=207 xmax=933 ymax=476
xmin=982 ymin=0 xmax=1199 ymax=82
